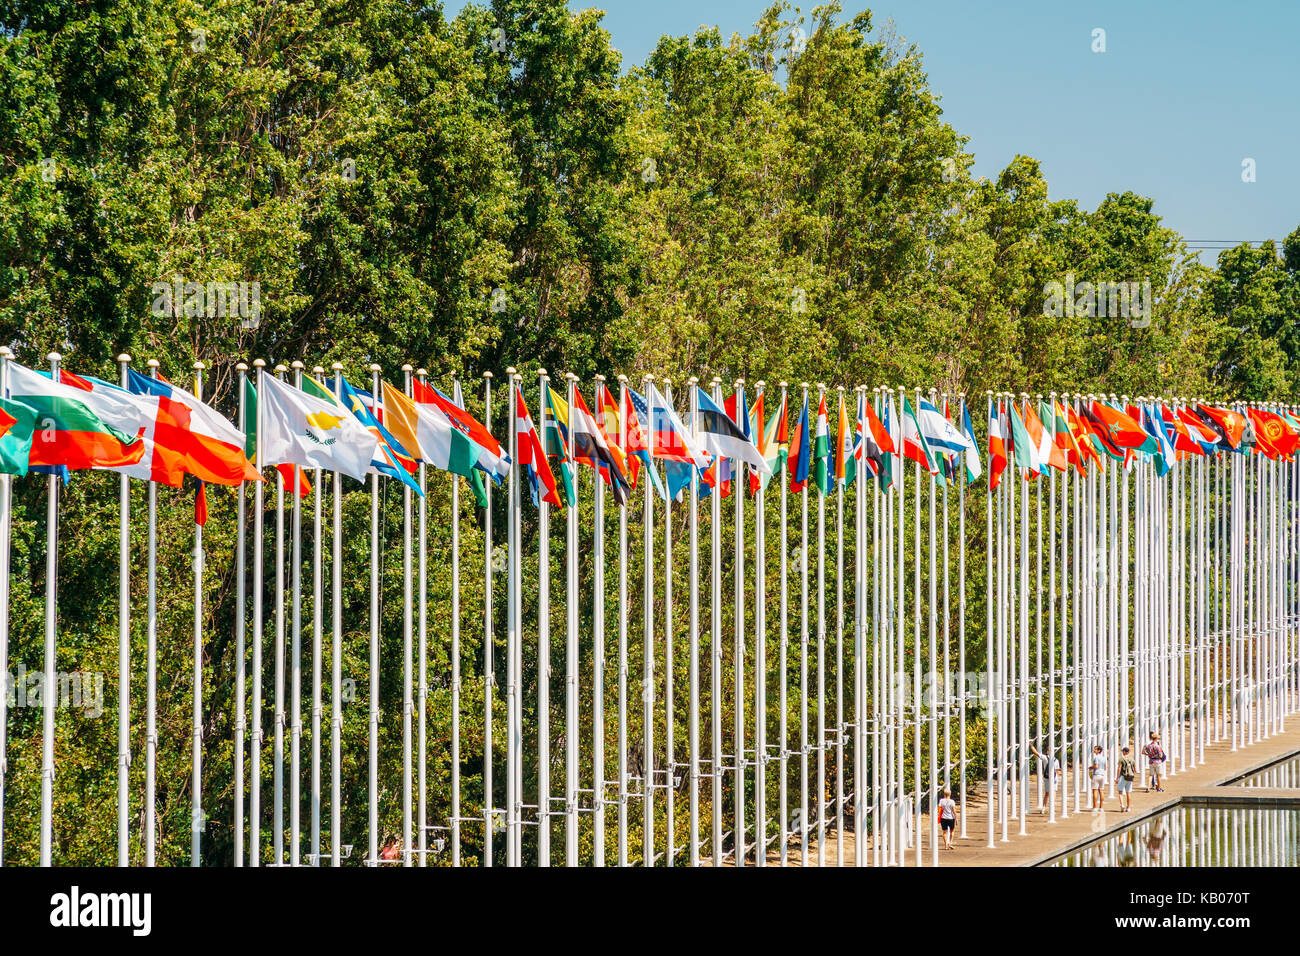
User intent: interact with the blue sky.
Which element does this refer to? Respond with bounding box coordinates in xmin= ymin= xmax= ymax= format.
xmin=445 ymin=1 xmax=1299 ymax=263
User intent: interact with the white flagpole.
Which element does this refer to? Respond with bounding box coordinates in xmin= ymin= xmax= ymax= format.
xmin=234 ymin=362 xmax=248 ymax=866
xmin=912 ymin=387 xmax=923 ymax=867
xmin=687 ymin=377 xmax=701 ymax=866
xmin=117 ymin=353 xmax=132 ymax=866
xmin=734 ymin=378 xmax=748 ymax=866
xmin=897 ymin=387 xmax=908 ymax=858
xmin=367 ymin=363 xmax=381 ymax=866
xmin=662 ymin=379 xmax=675 ymax=866
xmin=800 ymin=381 xmax=810 ymax=864
xmin=310 ymin=367 xmax=325 ymax=866
xmin=854 ymin=386 xmax=867 ymax=865
xmin=415 ymin=368 xmax=428 ymax=865
xmin=1018 ymin=395 xmax=1029 ymax=838
xmin=836 ymin=387 xmax=846 ymax=868
xmin=39 ymin=350 xmax=60 ymax=868
xmin=958 ymin=394 xmax=968 ymax=838
xmin=816 ymin=383 xmax=828 ymax=866
xmin=273 ymin=362 xmax=287 ymax=866
xmin=450 ymin=373 xmax=462 ymax=868
xmin=289 ymin=360 xmax=304 ymax=867
xmin=191 ymin=361 xmax=207 ymax=866
xmin=928 ymin=389 xmax=938 ymax=867
xmin=643 ymin=373 xmax=658 ymax=865
xmin=618 ymin=374 xmax=632 ymax=867
xmin=564 ymin=371 xmax=579 ymax=865
xmin=710 ymin=376 xmax=724 ymax=865
xmin=538 ymin=370 xmax=554 ymax=866
xmin=401 ymin=365 xmax=414 ymax=866
xmin=985 ymin=392 xmax=995 ymax=848
xmin=250 ymin=359 xmax=266 ymax=865
xmin=592 ymin=374 xmax=607 ymax=868
xmin=755 ymin=381 xmax=768 ymax=867
xmin=483 ymin=369 xmax=497 ymax=867
xmin=0 ymin=349 xmax=11 ymax=864
xmin=779 ymin=382 xmax=789 ymax=867
xmin=506 ymin=368 xmax=521 ymax=868
xmin=330 ymin=363 xmax=344 ymax=866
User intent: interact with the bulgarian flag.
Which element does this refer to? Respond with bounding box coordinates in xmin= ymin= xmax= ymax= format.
xmin=7 ymin=361 xmax=144 ymax=470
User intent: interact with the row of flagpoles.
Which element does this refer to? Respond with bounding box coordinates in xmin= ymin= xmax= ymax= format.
xmin=0 ymin=344 xmax=1297 ymax=865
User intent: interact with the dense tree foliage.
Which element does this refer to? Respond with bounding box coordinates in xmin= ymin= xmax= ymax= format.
xmin=0 ymin=0 xmax=1294 ymax=864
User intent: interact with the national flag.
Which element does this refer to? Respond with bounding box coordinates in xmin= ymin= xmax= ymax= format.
xmin=257 ymin=372 xmax=377 ymax=483
xmin=328 ymin=378 xmax=422 ymax=496
xmin=515 ymin=385 xmax=560 ymax=507
xmin=697 ymin=386 xmax=771 ymax=486
xmin=916 ymin=397 xmax=975 ymax=459
xmin=1160 ymin=405 xmax=1204 ymax=457
xmin=1028 ymin=401 xmax=1067 ymax=472
xmin=960 ymin=400 xmax=981 ymax=484
xmin=570 ymin=388 xmax=631 ymax=506
xmin=988 ymin=398 xmax=1008 ymax=489
xmin=127 ymin=368 xmax=262 ymax=486
xmin=0 ymin=395 xmax=36 ymax=476
xmin=1176 ymin=406 xmax=1221 ymax=456
xmin=833 ymin=392 xmax=853 ymax=490
xmin=811 ymin=392 xmax=832 ymax=495
xmin=242 ymin=375 xmax=311 ymax=497
xmin=621 ymin=385 xmax=668 ymax=501
xmin=789 ymin=393 xmax=811 ymax=493
xmin=1081 ymin=401 xmax=1155 ymax=458
xmin=596 ymin=383 xmax=630 ymax=482
xmin=1050 ymin=400 xmax=1083 ymax=473
xmin=1064 ymin=404 xmax=1103 ymax=470
xmin=381 ymin=382 xmax=487 ymax=504
xmin=860 ymin=392 xmax=894 ymax=482
xmin=6 ymin=362 xmax=144 ymax=471
xmin=52 ymin=370 xmax=182 ymax=485
xmin=645 ymin=383 xmax=710 ymax=469
xmin=899 ymin=395 xmax=938 ymax=475
xmin=542 ymin=386 xmax=577 ymax=507
xmin=749 ymin=390 xmax=787 ymax=494
xmin=1141 ymin=403 xmax=1176 ymax=476
xmin=1247 ymin=406 xmax=1297 ymax=460
xmin=414 ymin=380 xmax=510 ymax=481
xmin=1007 ymin=401 xmax=1039 ymax=476
xmin=1194 ymin=404 xmax=1246 ymax=452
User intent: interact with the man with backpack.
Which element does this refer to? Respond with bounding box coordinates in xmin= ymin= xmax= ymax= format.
xmin=1116 ymin=745 xmax=1136 ymax=812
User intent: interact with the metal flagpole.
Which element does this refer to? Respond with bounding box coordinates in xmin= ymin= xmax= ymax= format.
xmin=250 ymin=359 xmax=266 ymax=865
xmin=593 ymin=375 xmax=608 ymax=867
xmin=779 ymin=382 xmax=789 ymax=867
xmin=416 ymin=368 xmax=428 ymax=865
xmin=1018 ymin=394 xmax=1029 ymax=838
xmin=310 ymin=368 xmax=325 ymax=865
xmin=735 ymin=379 xmax=748 ymax=865
xmin=854 ymin=386 xmax=867 ymax=865
xmin=898 ymin=387 xmax=909 ymax=857
xmin=483 ymin=370 xmax=497 ymax=867
xmin=233 ymin=362 xmax=248 ymax=866
xmin=817 ymin=383 xmax=827 ymax=866
xmin=662 ymin=379 xmax=675 ymax=867
xmin=872 ymin=388 xmax=883 ymax=865
xmin=290 ymin=360 xmax=304 ymax=867
xmin=273 ymin=363 xmax=287 ymax=866
xmin=117 ymin=353 xmax=132 ymax=866
xmin=688 ymin=378 xmax=701 ymax=866
xmin=617 ymin=374 xmax=630 ymax=866
xmin=912 ymin=387 xmax=923 ymax=867
xmin=836 ymin=387 xmax=846 ymax=867
xmin=538 ymin=370 xmax=554 ymax=866
xmin=450 ymin=373 xmax=462 ymax=867
xmin=191 ymin=361 xmax=207 ymax=866
xmin=928 ymin=389 xmax=939 ymax=867
xmin=564 ymin=372 xmax=579 ymax=865
xmin=710 ymin=376 xmax=724 ymax=865
xmin=330 ymin=363 xmax=344 ymax=866
xmin=506 ymin=369 xmax=521 ymax=867
xmin=756 ymin=381 xmax=768 ymax=867
xmin=800 ymin=382 xmax=811 ymax=864
xmin=0 ymin=350 xmax=10 ymax=865
xmin=958 ymin=393 xmax=968 ymax=838
xmin=39 ymin=350 xmax=61 ymax=867
xmin=985 ymin=392 xmax=995 ymax=848
xmin=367 ymin=363 xmax=381 ymax=866
xmin=643 ymin=373 xmax=657 ymax=866
xmin=401 ymin=365 xmax=414 ymax=866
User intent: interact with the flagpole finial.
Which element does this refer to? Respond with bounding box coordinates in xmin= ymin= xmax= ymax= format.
xmin=117 ymin=353 xmax=131 ymax=364
xmin=643 ymin=374 xmax=654 ymax=384
xmin=290 ymin=360 xmax=302 ymax=370
xmin=402 ymin=363 xmax=414 ymax=374
xmin=331 ymin=362 xmax=343 ymax=372
xmin=567 ymin=372 xmax=579 ymax=382
xmin=663 ymin=377 xmax=672 ymax=387
xmin=801 ymin=381 xmax=809 ymax=390
xmin=0 ymin=346 xmax=10 ymax=358
xmin=47 ymin=351 xmax=61 ymax=362
xmin=370 ymin=363 xmax=382 ymax=374
xmin=252 ymin=359 xmax=265 ymax=369
xmin=274 ymin=364 xmax=288 ymax=374
xmin=236 ymin=362 xmax=248 ymax=372
xmin=506 ymin=366 xmax=517 ymax=376
xmin=688 ymin=376 xmax=698 ymax=385
xmin=756 ymin=379 xmax=765 ymax=388
xmin=416 ymin=368 xmax=427 ymax=378
xmin=313 ymin=366 xmax=325 ymax=375
xmin=539 ymin=367 xmax=549 ymax=377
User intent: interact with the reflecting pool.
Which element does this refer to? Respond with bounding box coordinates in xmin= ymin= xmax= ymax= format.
xmin=1234 ymin=754 xmax=1300 ymax=789
xmin=1048 ymin=804 xmax=1300 ymax=867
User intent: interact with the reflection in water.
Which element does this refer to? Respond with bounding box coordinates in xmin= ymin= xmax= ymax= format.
xmin=1049 ymin=805 xmax=1300 ymax=867
xmin=1236 ymin=755 xmax=1300 ymax=788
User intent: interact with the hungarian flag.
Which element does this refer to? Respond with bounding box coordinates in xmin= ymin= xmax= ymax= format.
xmin=0 ymin=396 xmax=36 ymax=476
xmin=7 ymin=362 xmax=144 ymax=471
xmin=987 ymin=399 xmax=1007 ymax=490
xmin=1195 ymin=404 xmax=1247 ymax=452
xmin=813 ymin=392 xmax=832 ymax=496
xmin=789 ymin=393 xmax=811 ymax=493
xmin=515 ymin=385 xmax=560 ymax=507
xmin=242 ymin=375 xmax=312 ymax=498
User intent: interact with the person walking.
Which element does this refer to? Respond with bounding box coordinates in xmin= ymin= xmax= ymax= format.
xmin=1088 ymin=745 xmax=1107 ymax=812
xmin=1143 ymin=732 xmax=1166 ymax=792
xmin=1116 ymin=745 xmax=1136 ymax=812
xmin=1028 ymin=739 xmax=1061 ymax=813
xmin=937 ymin=788 xmax=958 ymax=850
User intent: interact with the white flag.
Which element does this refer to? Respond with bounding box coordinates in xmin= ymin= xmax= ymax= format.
xmin=259 ymin=372 xmax=376 ymax=482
